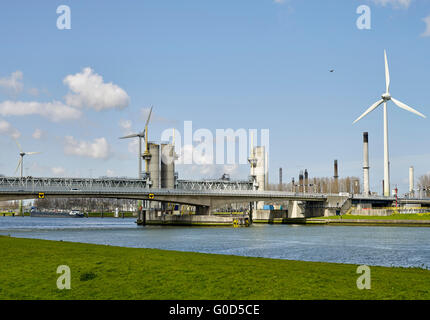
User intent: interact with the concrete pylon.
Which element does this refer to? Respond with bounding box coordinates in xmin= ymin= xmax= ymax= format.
xmin=409 ymin=166 xmax=414 ymax=197
xmin=252 ymin=146 xmax=266 ymax=209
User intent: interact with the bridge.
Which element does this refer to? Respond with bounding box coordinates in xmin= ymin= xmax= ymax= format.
xmin=1 ymin=176 xmax=429 ymax=222
xmin=0 ymin=176 xmax=326 ymax=213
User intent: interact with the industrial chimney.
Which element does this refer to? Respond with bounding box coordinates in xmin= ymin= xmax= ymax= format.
xmin=363 ymin=132 xmax=370 ymax=196
xmin=409 ymin=166 xmax=414 ymax=197
xmin=299 ymin=171 xmax=304 ymax=193
xmin=279 ymin=168 xmax=283 ymax=191
xmin=304 ymin=169 xmax=309 ymax=193
xmin=333 ymin=160 xmax=339 ymax=193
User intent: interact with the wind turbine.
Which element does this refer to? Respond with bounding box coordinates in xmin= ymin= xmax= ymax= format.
xmin=14 ymin=139 xmax=41 ymax=178
xmin=119 ymin=106 xmax=153 ymax=179
xmin=14 ymin=139 xmax=41 ymax=217
xmin=353 ymin=50 xmax=426 ymax=197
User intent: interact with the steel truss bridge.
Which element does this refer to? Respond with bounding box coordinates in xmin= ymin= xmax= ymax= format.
xmin=1 ymin=176 xmax=428 ymax=210
xmin=0 ymin=176 xmax=253 ymax=192
xmin=0 ymin=176 xmax=326 ymax=210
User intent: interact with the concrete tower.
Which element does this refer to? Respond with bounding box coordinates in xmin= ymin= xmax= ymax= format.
xmin=147 ymin=143 xmax=160 ymax=188
xmin=409 ymin=166 xmax=414 ymax=197
xmin=250 ymin=146 xmax=266 ymax=209
xmin=252 ymin=146 xmax=266 ymax=192
xmin=363 ymin=132 xmax=370 ymax=196
xmin=161 ymin=143 xmax=176 ymax=189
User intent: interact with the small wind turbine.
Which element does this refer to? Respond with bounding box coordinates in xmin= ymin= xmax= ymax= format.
xmin=14 ymin=139 xmax=41 ymax=217
xmin=119 ymin=106 xmax=153 ymax=179
xmin=14 ymin=139 xmax=41 ymax=178
xmin=353 ymin=50 xmax=426 ymax=197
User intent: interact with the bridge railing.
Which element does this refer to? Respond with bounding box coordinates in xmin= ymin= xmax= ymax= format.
xmin=0 ymin=176 xmax=148 ymax=192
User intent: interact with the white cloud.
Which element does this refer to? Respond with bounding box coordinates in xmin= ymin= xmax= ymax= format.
xmin=64 ymin=136 xmax=111 ymax=159
xmin=51 ymin=166 xmax=66 ymax=176
xmin=106 ymin=169 xmax=115 ymax=177
xmin=32 ymin=129 xmax=42 ymax=139
xmin=64 ymin=67 xmax=130 ymax=111
xmin=119 ymin=119 xmax=132 ymax=133
xmin=0 ymin=119 xmax=20 ymax=139
xmin=370 ymin=0 xmax=412 ymax=9
xmin=0 ymin=71 xmax=23 ymax=94
xmin=0 ymin=100 xmax=82 ymax=122
xmin=421 ymin=15 xmax=430 ymax=37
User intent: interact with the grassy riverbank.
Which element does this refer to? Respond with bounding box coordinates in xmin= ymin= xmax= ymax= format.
xmin=0 ymin=236 xmax=429 ymax=300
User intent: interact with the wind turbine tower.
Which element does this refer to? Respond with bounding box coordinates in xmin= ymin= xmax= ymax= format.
xmin=119 ymin=106 xmax=153 ymax=179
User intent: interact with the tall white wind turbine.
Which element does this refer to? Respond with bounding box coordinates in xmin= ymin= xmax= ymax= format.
xmin=119 ymin=106 xmax=153 ymax=179
xmin=353 ymin=50 xmax=426 ymax=197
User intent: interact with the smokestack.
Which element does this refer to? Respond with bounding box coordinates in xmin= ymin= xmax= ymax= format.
xmin=334 ymin=160 xmax=338 ymax=179
xmin=299 ymin=171 xmax=304 ymax=193
xmin=363 ymin=132 xmax=370 ymax=196
xmin=333 ymin=160 xmax=339 ymax=193
xmin=409 ymin=166 xmax=414 ymax=197
xmin=292 ymin=177 xmax=295 ymax=192
xmin=304 ymin=169 xmax=309 ymax=193
xmin=279 ymin=168 xmax=283 ymax=190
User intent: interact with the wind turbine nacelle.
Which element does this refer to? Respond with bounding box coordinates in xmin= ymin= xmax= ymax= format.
xmin=381 ymin=93 xmax=391 ymax=101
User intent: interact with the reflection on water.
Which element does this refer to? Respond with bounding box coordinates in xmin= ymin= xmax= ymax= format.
xmin=1 ymin=217 xmax=430 ymax=269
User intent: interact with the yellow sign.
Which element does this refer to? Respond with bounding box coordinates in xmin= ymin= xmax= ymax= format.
xmin=148 ymin=193 xmax=155 ymax=199
xmin=38 ymin=193 xmax=45 ymax=199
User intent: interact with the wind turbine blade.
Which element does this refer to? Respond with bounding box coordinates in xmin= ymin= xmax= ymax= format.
xmin=384 ymin=50 xmax=390 ymax=93
xmin=353 ymin=99 xmax=384 ymax=124
xmin=26 ymin=152 xmax=41 ymax=155
xmin=119 ymin=133 xmax=139 ymax=139
xmin=391 ymin=98 xmax=426 ymax=119
xmin=14 ymin=139 xmax=23 ymax=152
xmin=15 ymin=158 xmax=22 ymax=174
xmin=145 ymin=106 xmax=153 ymax=128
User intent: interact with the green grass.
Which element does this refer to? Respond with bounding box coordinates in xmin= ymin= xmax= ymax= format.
xmin=310 ymin=213 xmax=430 ymax=220
xmin=0 ymin=236 xmax=429 ymax=300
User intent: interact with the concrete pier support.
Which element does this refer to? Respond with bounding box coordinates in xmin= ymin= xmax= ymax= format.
xmin=288 ymin=201 xmax=305 ymax=218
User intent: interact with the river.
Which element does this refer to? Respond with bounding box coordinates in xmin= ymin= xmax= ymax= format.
xmin=1 ymin=216 xmax=429 ymax=269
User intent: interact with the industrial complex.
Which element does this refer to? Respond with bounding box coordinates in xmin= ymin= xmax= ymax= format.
xmin=1 ymin=50 xmax=429 ymax=226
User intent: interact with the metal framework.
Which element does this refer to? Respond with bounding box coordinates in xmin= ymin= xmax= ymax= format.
xmin=0 ymin=176 xmax=147 ymax=191
xmin=0 ymin=176 xmax=253 ymax=192
xmin=177 ymin=179 xmax=253 ymax=191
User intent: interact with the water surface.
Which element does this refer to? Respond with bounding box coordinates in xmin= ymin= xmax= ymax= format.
xmin=1 ymin=216 xmax=429 ymax=269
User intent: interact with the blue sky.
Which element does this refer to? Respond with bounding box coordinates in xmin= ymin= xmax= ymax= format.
xmin=0 ymin=0 xmax=429 ymax=195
